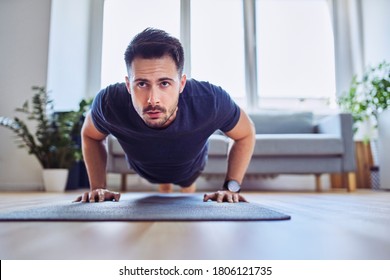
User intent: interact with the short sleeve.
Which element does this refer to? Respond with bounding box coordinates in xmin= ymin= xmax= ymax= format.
xmin=90 ymin=88 xmax=110 ymax=135
xmin=212 ymin=85 xmax=241 ymax=132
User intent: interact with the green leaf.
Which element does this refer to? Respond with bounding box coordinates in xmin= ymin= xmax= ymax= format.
xmin=0 ymin=86 xmax=92 ymax=169
xmin=337 ymin=60 xmax=390 ymax=138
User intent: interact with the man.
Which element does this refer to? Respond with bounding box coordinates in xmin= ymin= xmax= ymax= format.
xmin=75 ymin=28 xmax=255 ymax=203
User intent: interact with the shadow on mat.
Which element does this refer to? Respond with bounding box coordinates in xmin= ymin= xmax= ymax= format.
xmin=132 ymin=194 xmax=201 ymax=205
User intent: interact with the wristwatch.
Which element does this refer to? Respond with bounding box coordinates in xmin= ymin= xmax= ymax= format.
xmin=223 ymin=180 xmax=241 ymax=193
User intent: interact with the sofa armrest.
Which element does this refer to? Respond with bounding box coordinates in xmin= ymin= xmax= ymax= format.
xmin=316 ymin=114 xmax=342 ymax=136
xmin=106 ymin=135 xmax=135 ymax=174
xmin=339 ymin=113 xmax=356 ymax=172
xmin=107 ymin=135 xmax=119 ymax=173
xmin=208 ymin=134 xmax=230 ymax=156
xmin=317 ymin=113 xmax=355 ymax=172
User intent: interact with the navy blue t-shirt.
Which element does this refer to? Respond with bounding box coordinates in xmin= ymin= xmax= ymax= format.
xmin=91 ymin=79 xmax=240 ymax=185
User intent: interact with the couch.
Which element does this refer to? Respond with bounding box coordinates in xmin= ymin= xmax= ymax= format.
xmin=107 ymin=111 xmax=356 ymax=192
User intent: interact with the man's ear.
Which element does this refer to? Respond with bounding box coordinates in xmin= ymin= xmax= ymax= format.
xmin=125 ymin=76 xmax=131 ymax=94
xmin=179 ymin=74 xmax=187 ymax=93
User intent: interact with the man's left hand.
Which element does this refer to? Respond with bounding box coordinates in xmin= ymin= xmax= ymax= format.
xmin=203 ymin=190 xmax=248 ymax=203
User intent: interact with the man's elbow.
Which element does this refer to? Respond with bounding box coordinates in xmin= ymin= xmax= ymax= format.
xmin=245 ymin=117 xmax=256 ymax=145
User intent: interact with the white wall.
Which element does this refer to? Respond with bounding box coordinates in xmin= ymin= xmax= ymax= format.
xmin=47 ymin=0 xmax=103 ymax=111
xmin=0 ymin=0 xmax=52 ymax=191
xmin=0 ymin=0 xmax=104 ymax=191
xmin=361 ymin=0 xmax=390 ymax=66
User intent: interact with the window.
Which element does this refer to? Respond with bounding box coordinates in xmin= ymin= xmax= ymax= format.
xmin=256 ymin=0 xmax=336 ymax=110
xmin=101 ymin=0 xmax=337 ymax=111
xmin=191 ymin=0 xmax=246 ymax=107
xmin=101 ymin=0 xmax=180 ymax=87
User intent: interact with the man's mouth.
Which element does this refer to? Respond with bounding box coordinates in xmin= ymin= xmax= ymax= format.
xmin=143 ymin=105 xmax=166 ymax=119
xmin=146 ymin=110 xmax=162 ymax=119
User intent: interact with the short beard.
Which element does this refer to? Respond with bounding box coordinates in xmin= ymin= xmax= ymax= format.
xmin=142 ymin=104 xmax=177 ymax=128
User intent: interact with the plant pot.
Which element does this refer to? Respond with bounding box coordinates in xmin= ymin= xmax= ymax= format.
xmin=42 ymin=169 xmax=69 ymax=192
xmin=66 ymin=161 xmax=90 ymax=190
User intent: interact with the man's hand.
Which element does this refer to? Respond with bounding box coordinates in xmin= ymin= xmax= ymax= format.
xmin=73 ymin=188 xmax=121 ymax=203
xmin=203 ymin=190 xmax=248 ymax=203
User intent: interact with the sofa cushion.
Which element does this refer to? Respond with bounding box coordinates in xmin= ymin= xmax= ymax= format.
xmin=253 ymin=134 xmax=344 ymax=156
xmin=249 ymin=111 xmax=314 ymax=134
xmin=208 ymin=134 xmax=229 ymax=156
xmin=109 ymin=137 xmax=125 ymax=156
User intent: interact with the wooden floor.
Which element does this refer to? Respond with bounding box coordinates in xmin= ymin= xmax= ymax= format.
xmin=1 ymin=189 xmax=390 ymax=260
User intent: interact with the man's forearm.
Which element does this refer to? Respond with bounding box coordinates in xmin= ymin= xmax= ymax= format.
xmin=82 ymin=135 xmax=108 ymax=190
xmin=226 ymin=134 xmax=255 ymax=184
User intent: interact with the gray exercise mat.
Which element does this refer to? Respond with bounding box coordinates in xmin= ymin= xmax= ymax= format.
xmin=0 ymin=194 xmax=291 ymax=221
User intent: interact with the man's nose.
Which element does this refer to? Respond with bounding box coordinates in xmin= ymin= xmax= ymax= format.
xmin=147 ymin=87 xmax=160 ymax=105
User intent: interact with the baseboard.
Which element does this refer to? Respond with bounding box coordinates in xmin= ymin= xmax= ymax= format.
xmin=0 ymin=183 xmax=44 ymax=192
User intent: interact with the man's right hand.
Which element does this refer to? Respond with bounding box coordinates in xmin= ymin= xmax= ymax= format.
xmin=73 ymin=188 xmax=121 ymax=203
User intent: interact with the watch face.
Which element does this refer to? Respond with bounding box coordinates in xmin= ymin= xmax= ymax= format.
xmin=227 ymin=180 xmax=241 ymax=192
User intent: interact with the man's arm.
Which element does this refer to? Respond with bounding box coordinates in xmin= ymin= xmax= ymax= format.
xmin=204 ymin=108 xmax=255 ymax=203
xmin=73 ymin=112 xmax=120 ymax=203
xmin=224 ymin=108 xmax=256 ymax=184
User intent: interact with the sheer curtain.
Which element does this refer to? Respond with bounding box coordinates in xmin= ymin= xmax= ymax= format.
xmin=330 ymin=0 xmax=365 ymax=97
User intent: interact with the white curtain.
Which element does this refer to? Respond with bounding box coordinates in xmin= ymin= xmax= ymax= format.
xmin=329 ymin=0 xmax=365 ymax=97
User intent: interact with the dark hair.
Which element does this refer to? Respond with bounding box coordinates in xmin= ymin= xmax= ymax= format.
xmin=124 ymin=28 xmax=184 ymax=75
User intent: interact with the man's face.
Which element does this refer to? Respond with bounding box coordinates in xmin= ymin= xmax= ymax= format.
xmin=125 ymin=55 xmax=186 ymax=129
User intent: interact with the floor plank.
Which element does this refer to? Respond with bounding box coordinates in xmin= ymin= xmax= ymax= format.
xmin=0 ymin=190 xmax=390 ymax=259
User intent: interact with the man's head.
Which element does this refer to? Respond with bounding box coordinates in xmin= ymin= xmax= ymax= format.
xmin=124 ymin=28 xmax=186 ymax=129
xmin=124 ymin=28 xmax=184 ymax=76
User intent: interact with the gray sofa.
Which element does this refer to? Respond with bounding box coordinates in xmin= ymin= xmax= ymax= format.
xmin=107 ymin=111 xmax=356 ymax=192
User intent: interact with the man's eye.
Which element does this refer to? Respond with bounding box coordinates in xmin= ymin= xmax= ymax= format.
xmin=161 ymin=81 xmax=170 ymax=87
xmin=137 ymin=82 xmax=147 ymax=88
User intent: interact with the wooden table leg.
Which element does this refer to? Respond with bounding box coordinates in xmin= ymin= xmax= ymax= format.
xmin=355 ymin=141 xmax=374 ymax=189
xmin=120 ymin=174 xmax=127 ymax=192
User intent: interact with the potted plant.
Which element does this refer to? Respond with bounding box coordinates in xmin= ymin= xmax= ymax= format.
xmin=337 ymin=61 xmax=390 ymax=141
xmin=0 ymin=86 xmax=92 ymax=191
xmin=337 ymin=61 xmax=390 ymax=189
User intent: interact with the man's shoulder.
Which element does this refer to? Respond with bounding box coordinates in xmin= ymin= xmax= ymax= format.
xmin=96 ymin=82 xmax=129 ymax=105
xmin=91 ymin=83 xmax=133 ymax=134
xmin=183 ymin=79 xmax=227 ymax=100
xmin=179 ymin=78 xmax=238 ymax=126
xmin=185 ymin=79 xmax=215 ymax=92
xmin=100 ymin=82 xmax=127 ymax=96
